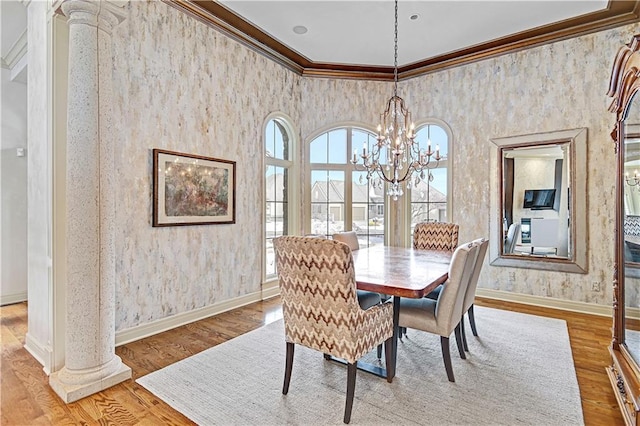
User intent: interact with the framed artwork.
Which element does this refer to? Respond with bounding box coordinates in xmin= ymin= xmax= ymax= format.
xmin=152 ymin=149 xmax=236 ymax=226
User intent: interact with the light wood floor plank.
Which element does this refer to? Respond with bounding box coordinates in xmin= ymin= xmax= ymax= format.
xmin=0 ymin=297 xmax=624 ymax=425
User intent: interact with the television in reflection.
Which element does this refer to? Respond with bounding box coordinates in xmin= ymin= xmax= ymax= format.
xmin=523 ymin=189 xmax=556 ymax=210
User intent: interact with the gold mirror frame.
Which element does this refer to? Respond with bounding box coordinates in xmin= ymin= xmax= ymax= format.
xmin=607 ymin=34 xmax=640 ymax=425
xmin=489 ymin=128 xmax=588 ymax=273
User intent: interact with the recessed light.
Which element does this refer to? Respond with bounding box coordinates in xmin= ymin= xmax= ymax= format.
xmin=293 ymin=25 xmax=308 ymax=35
xmin=410 ymin=14 xmax=419 ymax=21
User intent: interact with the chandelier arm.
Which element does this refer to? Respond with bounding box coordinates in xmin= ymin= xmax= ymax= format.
xmin=355 ymin=0 xmax=441 ymax=199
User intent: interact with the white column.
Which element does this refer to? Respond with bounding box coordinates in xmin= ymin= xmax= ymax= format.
xmin=49 ymin=0 xmax=130 ymax=403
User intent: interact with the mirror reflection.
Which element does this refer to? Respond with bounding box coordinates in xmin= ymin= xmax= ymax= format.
xmin=501 ymin=143 xmax=572 ymax=260
xmin=623 ymin=93 xmax=640 ymax=366
xmin=490 ymin=128 xmax=586 ymax=273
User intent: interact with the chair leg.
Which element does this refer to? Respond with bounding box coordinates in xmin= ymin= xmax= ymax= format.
xmin=344 ymin=362 xmax=357 ymax=424
xmin=454 ymin=324 xmax=466 ymax=360
xmin=384 ymin=337 xmax=394 ymax=383
xmin=440 ymin=336 xmax=455 ymax=382
xmin=377 ymin=344 xmax=382 ymax=359
xmin=283 ymin=342 xmax=294 ymax=395
xmin=468 ymin=305 xmax=478 ymax=336
xmin=460 ymin=317 xmax=469 ymax=352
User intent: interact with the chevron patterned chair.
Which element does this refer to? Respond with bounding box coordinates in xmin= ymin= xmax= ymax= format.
xmin=332 ymin=231 xmax=382 ymax=308
xmin=273 ymin=236 xmax=394 ymax=424
xmin=413 ymin=221 xmax=460 ymax=252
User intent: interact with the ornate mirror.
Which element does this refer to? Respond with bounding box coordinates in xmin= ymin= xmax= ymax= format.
xmin=489 ymin=128 xmax=587 ymax=273
xmin=607 ymin=34 xmax=640 ymax=424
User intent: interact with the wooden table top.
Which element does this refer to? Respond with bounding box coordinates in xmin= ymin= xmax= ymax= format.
xmin=352 ymin=245 xmax=451 ymax=299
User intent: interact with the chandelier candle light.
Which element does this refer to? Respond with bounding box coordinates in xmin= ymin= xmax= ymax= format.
xmin=627 ymin=170 xmax=640 ymax=187
xmin=351 ymin=0 xmax=441 ymax=200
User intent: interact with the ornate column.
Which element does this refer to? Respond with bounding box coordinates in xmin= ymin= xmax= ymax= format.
xmin=49 ymin=0 xmax=130 ymax=403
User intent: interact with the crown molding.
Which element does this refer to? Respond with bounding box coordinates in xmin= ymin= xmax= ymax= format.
xmin=165 ymin=0 xmax=640 ymax=81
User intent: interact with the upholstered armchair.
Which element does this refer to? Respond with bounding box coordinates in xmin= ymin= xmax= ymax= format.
xmin=459 ymin=238 xmax=489 ymax=351
xmin=273 ymin=236 xmax=394 ymax=424
xmin=504 ymin=223 xmax=520 ymax=254
xmin=398 ymin=241 xmax=478 ymax=382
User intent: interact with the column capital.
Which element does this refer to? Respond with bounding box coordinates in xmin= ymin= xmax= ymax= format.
xmin=61 ymin=0 xmax=126 ymax=34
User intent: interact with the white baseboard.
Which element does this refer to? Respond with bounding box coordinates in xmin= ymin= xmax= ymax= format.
xmin=1 ymin=292 xmax=27 ymax=306
xmin=261 ymin=280 xmax=280 ymax=300
xmin=476 ymin=288 xmax=614 ymax=317
xmin=114 ymin=285 xmax=626 ymax=346
xmin=115 ymin=289 xmax=270 ymax=346
xmin=24 ymin=332 xmax=53 ymax=375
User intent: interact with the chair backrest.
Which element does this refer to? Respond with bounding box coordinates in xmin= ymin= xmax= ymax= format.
xmin=462 ymin=238 xmax=489 ymax=313
xmin=273 ymin=236 xmax=374 ymax=363
xmin=504 ymin=223 xmax=520 ymax=253
xmin=332 ymin=231 xmax=360 ymax=251
xmin=413 ymin=222 xmax=459 ymax=252
xmin=434 ymin=241 xmax=478 ymax=335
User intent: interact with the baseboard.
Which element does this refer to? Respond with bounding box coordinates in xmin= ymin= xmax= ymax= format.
xmin=261 ymin=280 xmax=280 ymax=300
xmin=114 ymin=285 xmax=626 ymax=346
xmin=1 ymin=291 xmax=28 ymax=306
xmin=476 ymin=288 xmax=614 ymax=317
xmin=115 ymin=290 xmax=267 ymax=346
xmin=24 ymin=332 xmax=53 ymax=375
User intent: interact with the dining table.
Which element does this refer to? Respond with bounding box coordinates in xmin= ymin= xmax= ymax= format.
xmin=351 ymin=245 xmax=452 ymax=379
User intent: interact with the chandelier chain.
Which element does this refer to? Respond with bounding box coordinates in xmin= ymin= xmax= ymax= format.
xmin=351 ymin=0 xmax=442 ymax=200
xmin=393 ymin=0 xmax=399 ymax=97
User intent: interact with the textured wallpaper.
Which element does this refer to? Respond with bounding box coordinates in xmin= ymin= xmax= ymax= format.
xmin=395 ymin=24 xmax=640 ymax=305
xmin=109 ymin=0 xmax=640 ymax=331
xmin=110 ymin=1 xmax=301 ymax=330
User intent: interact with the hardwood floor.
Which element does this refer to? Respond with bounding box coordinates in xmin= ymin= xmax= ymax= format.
xmin=1 ymin=297 xmax=624 ymax=425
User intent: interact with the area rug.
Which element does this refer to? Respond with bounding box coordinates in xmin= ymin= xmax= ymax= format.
xmin=137 ymin=306 xmax=584 ymax=425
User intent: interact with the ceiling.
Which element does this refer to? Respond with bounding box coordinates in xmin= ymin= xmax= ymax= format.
xmin=173 ymin=0 xmax=640 ymax=79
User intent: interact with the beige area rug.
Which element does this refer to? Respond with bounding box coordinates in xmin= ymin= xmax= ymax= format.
xmin=137 ymin=306 xmax=584 ymax=425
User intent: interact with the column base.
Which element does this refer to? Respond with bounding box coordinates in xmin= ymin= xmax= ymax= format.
xmin=49 ymin=359 xmax=131 ymax=403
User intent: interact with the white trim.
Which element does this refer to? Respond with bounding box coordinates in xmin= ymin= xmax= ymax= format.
xmin=0 ymin=292 xmax=28 ymax=306
xmin=2 ymin=30 xmax=28 ymax=70
xmin=476 ymin=288 xmax=614 ymax=317
xmin=262 ymin=280 xmax=281 ymax=300
xmin=24 ymin=332 xmax=53 ymax=375
xmin=115 ymin=291 xmax=266 ymax=346
xmin=262 ymin=112 xmax=300 ymax=283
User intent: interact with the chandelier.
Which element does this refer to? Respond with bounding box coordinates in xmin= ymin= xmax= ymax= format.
xmin=351 ymin=0 xmax=441 ymax=200
xmin=627 ymin=171 xmax=640 ymax=187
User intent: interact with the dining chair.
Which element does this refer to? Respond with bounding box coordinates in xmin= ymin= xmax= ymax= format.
xmin=504 ymin=223 xmax=520 ymax=254
xmin=333 ymin=231 xmax=382 ymax=306
xmin=425 ymin=238 xmax=488 ymax=353
xmin=398 ymin=241 xmax=478 ymax=382
xmin=333 ymin=231 xmax=385 ymax=356
xmin=413 ymin=221 xmax=460 ymax=252
xmin=459 ymin=238 xmax=489 ymax=351
xmin=273 ymin=236 xmax=394 ymax=424
xmin=405 ymin=221 xmax=460 ymax=337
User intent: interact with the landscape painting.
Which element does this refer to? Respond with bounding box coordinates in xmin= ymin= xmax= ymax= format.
xmin=153 ymin=149 xmax=236 ymax=226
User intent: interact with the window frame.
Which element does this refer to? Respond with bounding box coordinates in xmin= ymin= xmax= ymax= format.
xmin=305 ymin=123 xmax=388 ymax=247
xmin=404 ymin=118 xmax=453 ymax=245
xmin=263 ymin=113 xmax=299 ymax=283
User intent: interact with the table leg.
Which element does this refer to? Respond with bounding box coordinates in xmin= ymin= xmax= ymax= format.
xmin=390 ymin=296 xmax=400 ymax=379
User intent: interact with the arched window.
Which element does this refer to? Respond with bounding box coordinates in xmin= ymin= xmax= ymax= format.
xmin=408 ymin=121 xmax=452 ymax=235
xmin=265 ymin=116 xmax=296 ymax=280
xmin=308 ymin=126 xmax=385 ymax=247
